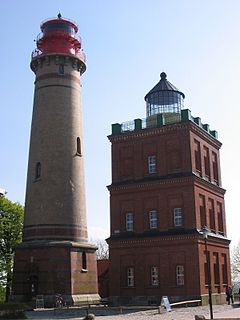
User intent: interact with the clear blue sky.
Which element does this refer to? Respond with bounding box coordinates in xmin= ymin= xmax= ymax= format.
xmin=1 ymin=0 xmax=240 ymax=245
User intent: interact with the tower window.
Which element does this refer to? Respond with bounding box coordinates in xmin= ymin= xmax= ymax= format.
xmin=77 ymin=137 xmax=82 ymax=156
xmin=149 ymin=210 xmax=158 ymax=229
xmin=148 ymin=155 xmax=156 ymax=174
xmin=82 ymin=252 xmax=87 ymax=271
xmin=199 ymin=194 xmax=206 ymax=227
xmin=208 ymin=198 xmax=215 ymax=231
xmin=35 ymin=162 xmax=41 ymax=180
xmin=127 ymin=267 xmax=134 ymax=287
xmin=59 ymin=64 xmax=64 ymax=75
xmin=212 ymin=152 xmax=219 ymax=184
xmin=150 ymin=266 xmax=159 ymax=286
xmin=176 ymin=265 xmax=184 ymax=286
xmin=194 ymin=139 xmax=202 ymax=174
xmin=126 ymin=213 xmax=134 ymax=231
xmin=203 ymin=146 xmax=210 ymax=179
xmin=217 ymin=202 xmax=224 ymax=234
xmin=174 ymin=208 xmax=182 ymax=227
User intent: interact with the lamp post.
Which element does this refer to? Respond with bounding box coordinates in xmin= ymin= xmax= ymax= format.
xmin=201 ymin=226 xmax=213 ymax=319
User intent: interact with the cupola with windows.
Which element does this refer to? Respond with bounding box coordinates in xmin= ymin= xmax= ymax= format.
xmin=145 ymin=72 xmax=185 ymax=126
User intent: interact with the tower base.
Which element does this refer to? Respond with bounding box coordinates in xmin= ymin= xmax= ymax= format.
xmin=11 ymin=240 xmax=100 ymax=306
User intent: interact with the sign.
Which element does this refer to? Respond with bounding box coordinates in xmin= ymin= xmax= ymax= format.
xmin=161 ymin=296 xmax=171 ymax=312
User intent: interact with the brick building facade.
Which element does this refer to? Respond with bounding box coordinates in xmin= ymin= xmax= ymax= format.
xmin=107 ymin=73 xmax=231 ymax=305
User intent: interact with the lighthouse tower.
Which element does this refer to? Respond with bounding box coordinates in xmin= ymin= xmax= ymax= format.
xmin=12 ymin=14 xmax=99 ymax=305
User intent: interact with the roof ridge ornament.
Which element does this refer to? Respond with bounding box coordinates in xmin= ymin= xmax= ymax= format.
xmin=160 ymin=72 xmax=167 ymax=80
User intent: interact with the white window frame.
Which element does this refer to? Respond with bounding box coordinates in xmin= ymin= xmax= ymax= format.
xmin=151 ymin=266 xmax=159 ymax=286
xmin=126 ymin=212 xmax=134 ymax=231
xmin=149 ymin=210 xmax=158 ymax=229
xmin=148 ymin=155 xmax=156 ymax=174
xmin=174 ymin=208 xmax=182 ymax=226
xmin=176 ymin=265 xmax=184 ymax=286
xmin=127 ymin=267 xmax=134 ymax=287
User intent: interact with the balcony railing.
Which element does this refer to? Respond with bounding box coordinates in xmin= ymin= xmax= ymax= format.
xmin=111 ymin=109 xmax=218 ymax=140
xmin=31 ymin=48 xmax=86 ymax=63
xmin=36 ymin=30 xmax=82 ymax=44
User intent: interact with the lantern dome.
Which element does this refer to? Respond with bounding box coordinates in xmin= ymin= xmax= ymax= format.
xmin=145 ymin=72 xmax=185 ymax=118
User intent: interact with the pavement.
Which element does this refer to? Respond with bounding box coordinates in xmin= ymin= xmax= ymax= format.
xmin=25 ymin=303 xmax=240 ymax=320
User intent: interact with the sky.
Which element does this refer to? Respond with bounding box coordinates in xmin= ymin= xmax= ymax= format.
xmin=0 ymin=0 xmax=240 ymax=246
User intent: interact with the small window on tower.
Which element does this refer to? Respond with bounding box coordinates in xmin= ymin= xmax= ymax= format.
xmin=82 ymin=252 xmax=87 ymax=271
xmin=174 ymin=208 xmax=183 ymax=227
xmin=77 ymin=137 xmax=82 ymax=156
xmin=35 ymin=162 xmax=41 ymax=180
xmin=148 ymin=155 xmax=157 ymax=174
xmin=59 ymin=64 xmax=64 ymax=75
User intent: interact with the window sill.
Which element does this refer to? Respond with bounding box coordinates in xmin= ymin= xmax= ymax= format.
xmin=81 ymin=269 xmax=88 ymax=273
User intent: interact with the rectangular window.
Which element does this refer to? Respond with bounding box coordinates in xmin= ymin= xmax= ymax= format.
xmin=203 ymin=146 xmax=210 ymax=179
xmin=174 ymin=208 xmax=182 ymax=227
xmin=212 ymin=152 xmax=219 ymax=184
xmin=194 ymin=140 xmax=201 ymax=173
xmin=213 ymin=253 xmax=220 ymax=285
xmin=176 ymin=265 xmax=184 ymax=285
xmin=126 ymin=213 xmax=134 ymax=231
xmin=127 ymin=267 xmax=134 ymax=287
xmin=59 ymin=64 xmax=64 ymax=75
xmin=149 ymin=210 xmax=158 ymax=229
xmin=204 ymin=250 xmax=210 ymax=286
xmin=217 ymin=202 xmax=224 ymax=234
xmin=148 ymin=155 xmax=156 ymax=174
xmin=199 ymin=194 xmax=206 ymax=227
xmin=222 ymin=254 xmax=228 ymax=285
xmin=151 ymin=266 xmax=159 ymax=286
xmin=208 ymin=198 xmax=215 ymax=231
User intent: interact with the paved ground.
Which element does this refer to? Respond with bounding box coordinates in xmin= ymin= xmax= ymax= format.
xmin=26 ymin=303 xmax=240 ymax=320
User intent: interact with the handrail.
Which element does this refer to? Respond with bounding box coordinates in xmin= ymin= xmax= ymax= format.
xmin=31 ymin=49 xmax=86 ymax=63
xmin=36 ymin=31 xmax=82 ymax=44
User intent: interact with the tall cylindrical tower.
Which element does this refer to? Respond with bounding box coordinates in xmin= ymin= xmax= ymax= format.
xmin=12 ymin=15 xmax=99 ymax=305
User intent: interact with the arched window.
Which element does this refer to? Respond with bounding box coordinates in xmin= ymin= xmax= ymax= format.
xmin=35 ymin=162 xmax=41 ymax=180
xmin=82 ymin=252 xmax=87 ymax=270
xmin=77 ymin=137 xmax=82 ymax=156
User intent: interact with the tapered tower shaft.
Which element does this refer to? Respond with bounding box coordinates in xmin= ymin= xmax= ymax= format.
xmin=12 ymin=15 xmax=99 ymax=305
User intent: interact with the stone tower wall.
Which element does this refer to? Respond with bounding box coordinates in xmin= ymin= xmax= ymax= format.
xmin=24 ymin=55 xmax=87 ymax=242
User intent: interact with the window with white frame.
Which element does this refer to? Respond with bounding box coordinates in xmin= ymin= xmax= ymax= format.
xmin=151 ymin=266 xmax=159 ymax=286
xmin=149 ymin=210 xmax=158 ymax=229
xmin=176 ymin=265 xmax=184 ymax=285
xmin=127 ymin=267 xmax=134 ymax=287
xmin=126 ymin=213 xmax=134 ymax=231
xmin=148 ymin=155 xmax=156 ymax=174
xmin=174 ymin=208 xmax=182 ymax=226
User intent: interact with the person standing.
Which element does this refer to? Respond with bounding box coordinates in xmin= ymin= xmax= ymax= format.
xmin=226 ymin=286 xmax=234 ymax=305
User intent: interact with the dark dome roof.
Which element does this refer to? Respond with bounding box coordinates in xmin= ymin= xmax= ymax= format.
xmin=145 ymin=72 xmax=185 ymax=100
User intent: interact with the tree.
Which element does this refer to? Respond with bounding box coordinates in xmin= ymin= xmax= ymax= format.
xmin=0 ymin=197 xmax=24 ymax=302
xmin=231 ymin=242 xmax=240 ymax=282
xmin=91 ymin=239 xmax=109 ymax=260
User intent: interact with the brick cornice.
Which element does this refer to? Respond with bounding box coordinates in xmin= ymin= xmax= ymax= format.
xmin=108 ymin=173 xmax=226 ymax=195
xmin=108 ymin=120 xmax=221 ymax=149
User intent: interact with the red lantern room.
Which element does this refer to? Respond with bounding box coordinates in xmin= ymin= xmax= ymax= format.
xmin=32 ymin=13 xmax=86 ymax=72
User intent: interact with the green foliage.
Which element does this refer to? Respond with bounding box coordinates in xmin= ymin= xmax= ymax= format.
xmin=231 ymin=242 xmax=240 ymax=282
xmin=0 ymin=286 xmax=5 ymax=303
xmin=0 ymin=197 xmax=24 ymax=302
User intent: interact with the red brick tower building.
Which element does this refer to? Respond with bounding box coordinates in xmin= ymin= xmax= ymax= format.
xmin=107 ymin=73 xmax=231 ymax=306
xmin=11 ymin=15 xmax=99 ymax=306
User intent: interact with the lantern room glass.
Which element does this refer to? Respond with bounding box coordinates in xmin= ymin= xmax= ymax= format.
xmin=146 ymin=90 xmax=184 ymax=117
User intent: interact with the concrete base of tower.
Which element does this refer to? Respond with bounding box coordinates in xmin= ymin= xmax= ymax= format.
xmin=10 ymin=293 xmax=100 ymax=307
xmin=11 ymin=240 xmax=100 ymax=306
xmin=108 ymin=293 xmax=226 ymax=307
